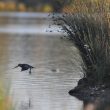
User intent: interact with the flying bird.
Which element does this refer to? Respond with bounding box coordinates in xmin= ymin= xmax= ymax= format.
xmin=14 ymin=64 xmax=35 ymax=74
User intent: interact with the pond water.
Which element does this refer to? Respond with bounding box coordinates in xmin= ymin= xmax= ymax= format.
xmin=0 ymin=13 xmax=82 ymax=110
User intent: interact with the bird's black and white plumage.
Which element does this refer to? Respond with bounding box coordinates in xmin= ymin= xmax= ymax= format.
xmin=14 ymin=64 xmax=35 ymax=74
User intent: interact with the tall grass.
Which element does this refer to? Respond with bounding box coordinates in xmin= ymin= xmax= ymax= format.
xmin=54 ymin=0 xmax=110 ymax=109
xmin=63 ymin=0 xmax=110 ymax=23
xmin=64 ymin=0 xmax=110 ymax=13
xmin=56 ymin=14 xmax=110 ymax=84
xmin=49 ymin=0 xmax=110 ymax=85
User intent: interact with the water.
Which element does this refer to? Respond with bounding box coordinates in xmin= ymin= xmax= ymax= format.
xmin=0 ymin=13 xmax=82 ymax=110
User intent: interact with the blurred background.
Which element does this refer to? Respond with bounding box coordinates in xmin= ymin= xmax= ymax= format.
xmin=0 ymin=0 xmax=72 ymax=12
xmin=0 ymin=0 xmax=109 ymax=110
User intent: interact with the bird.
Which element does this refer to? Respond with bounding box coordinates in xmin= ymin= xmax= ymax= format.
xmin=14 ymin=64 xmax=35 ymax=74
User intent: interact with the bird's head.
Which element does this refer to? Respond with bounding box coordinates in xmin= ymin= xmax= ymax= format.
xmin=14 ymin=64 xmax=22 ymax=68
xmin=18 ymin=64 xmax=22 ymax=67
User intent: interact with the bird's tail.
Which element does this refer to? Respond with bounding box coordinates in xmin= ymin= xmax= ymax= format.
xmin=31 ymin=66 xmax=35 ymax=68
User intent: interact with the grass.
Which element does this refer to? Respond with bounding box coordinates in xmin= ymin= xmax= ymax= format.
xmin=63 ymin=0 xmax=110 ymax=24
xmin=55 ymin=0 xmax=110 ymax=109
xmin=54 ymin=13 xmax=110 ymax=85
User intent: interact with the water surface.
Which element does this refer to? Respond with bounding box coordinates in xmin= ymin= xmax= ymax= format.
xmin=0 ymin=13 xmax=82 ymax=110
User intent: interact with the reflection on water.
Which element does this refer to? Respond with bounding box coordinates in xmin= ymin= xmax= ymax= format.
xmin=0 ymin=13 xmax=82 ymax=110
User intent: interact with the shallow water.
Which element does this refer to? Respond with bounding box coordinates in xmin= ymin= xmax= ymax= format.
xmin=0 ymin=13 xmax=82 ymax=110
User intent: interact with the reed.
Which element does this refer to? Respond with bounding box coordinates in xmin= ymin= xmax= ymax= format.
xmin=63 ymin=0 xmax=110 ymax=24
xmin=55 ymin=13 xmax=110 ymax=85
xmin=54 ymin=0 xmax=110 ymax=110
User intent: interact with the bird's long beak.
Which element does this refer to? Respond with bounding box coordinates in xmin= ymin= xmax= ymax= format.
xmin=13 ymin=66 xmax=19 ymax=69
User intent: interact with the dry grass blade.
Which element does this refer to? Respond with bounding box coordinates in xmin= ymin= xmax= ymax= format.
xmin=55 ymin=13 xmax=110 ymax=85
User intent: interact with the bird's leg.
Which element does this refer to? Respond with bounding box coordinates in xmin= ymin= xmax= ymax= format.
xmin=21 ymin=68 xmax=23 ymax=71
xmin=29 ymin=68 xmax=31 ymax=74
